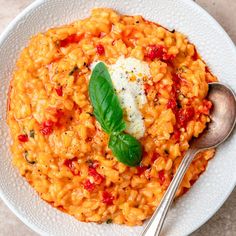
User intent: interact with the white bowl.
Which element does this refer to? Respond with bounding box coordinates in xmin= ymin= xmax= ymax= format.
xmin=0 ymin=0 xmax=235 ymax=235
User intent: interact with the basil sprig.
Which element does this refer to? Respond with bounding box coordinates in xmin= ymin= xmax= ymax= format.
xmin=109 ymin=133 xmax=142 ymax=166
xmin=89 ymin=62 xmax=142 ymax=166
xmin=89 ymin=62 xmax=126 ymax=134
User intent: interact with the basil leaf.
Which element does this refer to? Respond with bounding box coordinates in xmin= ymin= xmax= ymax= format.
xmin=89 ymin=62 xmax=126 ymax=134
xmin=109 ymin=133 xmax=142 ymax=166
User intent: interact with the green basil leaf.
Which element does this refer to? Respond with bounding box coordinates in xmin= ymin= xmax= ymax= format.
xmin=109 ymin=132 xmax=142 ymax=167
xmin=89 ymin=62 xmax=126 ymax=134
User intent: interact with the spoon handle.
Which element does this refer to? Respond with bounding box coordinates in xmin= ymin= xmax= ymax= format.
xmin=142 ymin=148 xmax=197 ymax=236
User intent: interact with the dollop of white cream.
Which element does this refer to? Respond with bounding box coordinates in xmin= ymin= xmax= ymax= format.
xmin=90 ymin=56 xmax=150 ymax=139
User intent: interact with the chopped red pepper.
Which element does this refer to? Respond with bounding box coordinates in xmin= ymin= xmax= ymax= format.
xmin=167 ymin=99 xmax=177 ymax=109
xmin=60 ymin=34 xmax=83 ymax=47
xmin=64 ymin=157 xmax=80 ymax=175
xmin=146 ymin=45 xmax=165 ymax=61
xmin=102 ymin=191 xmax=114 ymax=205
xmin=83 ymin=179 xmax=95 ymax=192
xmin=40 ymin=120 xmax=54 ymax=135
xmin=163 ymin=53 xmax=176 ymax=61
xmin=88 ymin=167 xmax=104 ymax=184
xmin=151 ymin=152 xmax=160 ymax=163
xmin=137 ymin=166 xmax=148 ymax=176
xmin=172 ymin=73 xmax=181 ymax=89
xmin=170 ymin=73 xmax=181 ymax=102
xmin=158 ymin=170 xmax=165 ymax=185
xmin=55 ymin=109 xmax=64 ymax=119
xmin=146 ymin=45 xmax=175 ymax=62
xmin=96 ymin=44 xmax=105 ymax=55
xmin=171 ymin=129 xmax=181 ymax=141
xmin=55 ymin=86 xmax=63 ymax=96
xmin=18 ymin=134 xmax=28 ymax=142
xmin=177 ymin=107 xmax=195 ymax=127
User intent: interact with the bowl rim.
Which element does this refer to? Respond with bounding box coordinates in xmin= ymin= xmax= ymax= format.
xmin=0 ymin=0 xmax=235 ymax=235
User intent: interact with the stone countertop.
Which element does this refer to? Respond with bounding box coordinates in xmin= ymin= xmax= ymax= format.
xmin=0 ymin=0 xmax=235 ymax=235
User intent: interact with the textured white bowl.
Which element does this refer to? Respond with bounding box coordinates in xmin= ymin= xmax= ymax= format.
xmin=0 ymin=0 xmax=235 ymax=235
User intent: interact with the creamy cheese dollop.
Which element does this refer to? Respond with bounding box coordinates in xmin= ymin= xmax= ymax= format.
xmin=90 ymin=56 xmax=150 ymax=139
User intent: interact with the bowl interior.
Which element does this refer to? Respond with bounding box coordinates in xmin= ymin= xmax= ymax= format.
xmin=0 ymin=0 xmax=236 ymax=236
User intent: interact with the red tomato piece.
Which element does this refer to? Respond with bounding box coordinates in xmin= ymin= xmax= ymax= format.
xmin=146 ymin=45 xmax=165 ymax=60
xmin=177 ymin=107 xmax=195 ymax=127
xmin=163 ymin=53 xmax=176 ymax=61
xmin=83 ymin=179 xmax=95 ymax=192
xmin=55 ymin=86 xmax=63 ymax=96
xmin=64 ymin=157 xmax=79 ymax=175
xmin=172 ymin=129 xmax=181 ymax=141
xmin=172 ymin=73 xmax=181 ymax=87
xmin=18 ymin=134 xmax=28 ymax=142
xmin=88 ymin=167 xmax=104 ymax=184
xmin=60 ymin=34 xmax=83 ymax=47
xmin=151 ymin=153 xmax=160 ymax=163
xmin=102 ymin=191 xmax=114 ymax=205
xmin=167 ymin=99 xmax=177 ymax=109
xmin=158 ymin=170 xmax=165 ymax=185
xmin=40 ymin=120 xmax=54 ymax=135
xmin=96 ymin=44 xmax=105 ymax=55
xmin=137 ymin=166 xmax=148 ymax=176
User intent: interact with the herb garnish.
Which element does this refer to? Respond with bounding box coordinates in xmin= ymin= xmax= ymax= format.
xmin=89 ymin=62 xmax=142 ymax=166
xmin=89 ymin=62 xmax=126 ymax=134
xmin=29 ymin=130 xmax=35 ymax=138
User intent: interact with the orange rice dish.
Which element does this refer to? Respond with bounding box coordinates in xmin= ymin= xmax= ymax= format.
xmin=7 ymin=8 xmax=217 ymax=226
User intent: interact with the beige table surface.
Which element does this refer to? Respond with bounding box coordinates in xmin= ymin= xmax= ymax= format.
xmin=0 ymin=0 xmax=235 ymax=235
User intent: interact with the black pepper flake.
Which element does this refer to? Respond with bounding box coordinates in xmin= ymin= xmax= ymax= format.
xmin=164 ymin=149 xmax=169 ymax=155
xmin=136 ymin=21 xmax=140 ymax=24
xmin=170 ymin=29 xmax=175 ymax=33
xmin=106 ymin=219 xmax=113 ymax=224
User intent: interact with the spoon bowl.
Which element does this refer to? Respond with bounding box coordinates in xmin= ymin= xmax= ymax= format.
xmin=192 ymin=82 xmax=236 ymax=150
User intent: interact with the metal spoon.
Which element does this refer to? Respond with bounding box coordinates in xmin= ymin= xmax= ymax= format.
xmin=142 ymin=82 xmax=236 ymax=236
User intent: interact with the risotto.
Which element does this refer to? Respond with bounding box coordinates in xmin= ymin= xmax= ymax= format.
xmin=7 ymin=8 xmax=217 ymax=226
